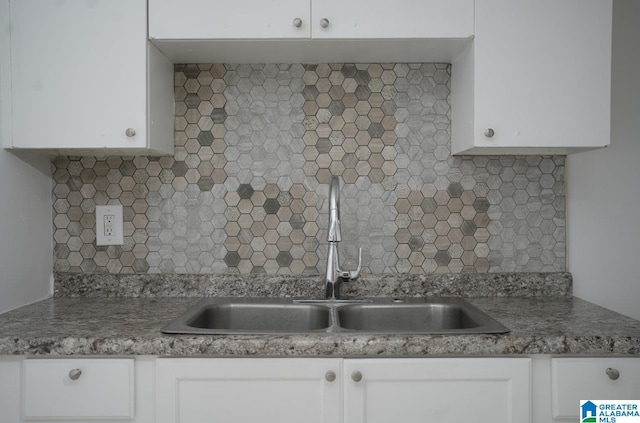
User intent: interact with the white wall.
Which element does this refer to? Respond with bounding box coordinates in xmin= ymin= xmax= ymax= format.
xmin=0 ymin=152 xmax=53 ymax=313
xmin=567 ymin=0 xmax=640 ymax=320
xmin=0 ymin=0 xmax=53 ymax=313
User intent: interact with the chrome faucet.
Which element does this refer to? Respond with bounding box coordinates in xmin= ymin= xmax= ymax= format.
xmin=325 ymin=176 xmax=362 ymax=300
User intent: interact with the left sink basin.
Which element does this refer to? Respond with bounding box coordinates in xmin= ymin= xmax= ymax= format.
xmin=161 ymin=298 xmax=331 ymax=334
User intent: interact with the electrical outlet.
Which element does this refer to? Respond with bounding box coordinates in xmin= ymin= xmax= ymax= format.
xmin=96 ymin=205 xmax=123 ymax=246
xmin=104 ymin=215 xmax=115 ymax=236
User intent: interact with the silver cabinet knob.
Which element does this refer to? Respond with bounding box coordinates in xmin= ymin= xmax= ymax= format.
xmin=68 ymin=368 xmax=82 ymax=380
xmin=351 ymin=371 xmax=362 ymax=382
xmin=125 ymin=128 xmax=136 ymax=137
xmin=320 ymin=18 xmax=330 ymax=28
xmin=606 ymin=368 xmax=620 ymax=380
xmin=325 ymin=370 xmax=336 ymax=382
xmin=293 ymin=18 xmax=302 ymax=28
xmin=484 ymin=128 xmax=495 ymax=138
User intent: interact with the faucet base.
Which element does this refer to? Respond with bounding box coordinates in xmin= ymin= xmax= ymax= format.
xmin=324 ymin=281 xmax=341 ymax=301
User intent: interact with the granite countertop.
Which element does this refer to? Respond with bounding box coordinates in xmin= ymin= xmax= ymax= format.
xmin=0 ymin=272 xmax=639 ymax=356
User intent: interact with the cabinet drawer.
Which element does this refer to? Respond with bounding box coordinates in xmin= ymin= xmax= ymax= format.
xmin=23 ymin=358 xmax=134 ymax=420
xmin=552 ymin=357 xmax=640 ymax=419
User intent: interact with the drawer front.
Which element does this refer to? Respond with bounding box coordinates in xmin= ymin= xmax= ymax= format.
xmin=23 ymin=358 xmax=134 ymax=420
xmin=552 ymin=357 xmax=640 ymax=419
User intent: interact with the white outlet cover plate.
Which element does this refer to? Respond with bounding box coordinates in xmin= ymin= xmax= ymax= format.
xmin=96 ymin=205 xmax=124 ymax=246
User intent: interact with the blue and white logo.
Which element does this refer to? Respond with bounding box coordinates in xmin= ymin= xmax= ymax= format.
xmin=581 ymin=400 xmax=640 ymax=422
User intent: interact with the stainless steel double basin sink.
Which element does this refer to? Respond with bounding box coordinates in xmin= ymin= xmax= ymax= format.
xmin=161 ymin=297 xmax=509 ymax=335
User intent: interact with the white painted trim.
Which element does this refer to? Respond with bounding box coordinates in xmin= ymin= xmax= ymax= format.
xmin=0 ymin=0 xmax=12 ymax=148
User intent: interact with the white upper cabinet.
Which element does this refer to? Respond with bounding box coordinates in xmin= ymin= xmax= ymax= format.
xmin=452 ymin=0 xmax=613 ymax=154
xmin=150 ymin=0 xmax=312 ymax=39
xmin=148 ymin=0 xmax=474 ymax=63
xmin=311 ymin=0 xmax=473 ymax=39
xmin=150 ymin=0 xmax=473 ymax=40
xmin=5 ymin=0 xmax=174 ymax=155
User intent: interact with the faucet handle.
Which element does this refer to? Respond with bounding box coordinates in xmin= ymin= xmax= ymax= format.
xmin=341 ymin=248 xmax=362 ymax=280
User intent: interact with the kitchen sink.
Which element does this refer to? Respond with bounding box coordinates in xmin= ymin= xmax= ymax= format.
xmin=161 ymin=297 xmax=509 ymax=335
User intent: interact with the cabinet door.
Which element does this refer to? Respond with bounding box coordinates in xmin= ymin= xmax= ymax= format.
xmin=473 ymin=0 xmax=611 ymax=151
xmin=552 ymin=357 xmax=640 ymax=420
xmin=311 ymin=0 xmax=474 ymax=39
xmin=9 ymin=0 xmax=148 ymax=150
xmin=156 ymin=358 xmax=341 ymax=423
xmin=344 ymin=358 xmax=531 ymax=423
xmin=149 ymin=0 xmax=311 ymax=39
xmin=23 ymin=358 xmax=135 ymax=419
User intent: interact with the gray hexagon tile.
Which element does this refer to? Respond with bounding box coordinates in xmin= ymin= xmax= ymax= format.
xmin=51 ymin=63 xmax=565 ymax=274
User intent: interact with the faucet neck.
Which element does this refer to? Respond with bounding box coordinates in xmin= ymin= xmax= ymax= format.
xmin=324 ymin=176 xmax=362 ymax=300
xmin=325 ymin=242 xmax=341 ymax=300
xmin=327 ymin=176 xmax=341 ymax=242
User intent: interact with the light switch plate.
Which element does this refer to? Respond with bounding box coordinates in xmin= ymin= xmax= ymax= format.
xmin=95 ymin=205 xmax=123 ymax=246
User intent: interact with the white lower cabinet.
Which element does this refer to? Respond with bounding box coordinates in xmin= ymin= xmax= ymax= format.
xmin=0 ymin=357 xmax=155 ymax=423
xmin=156 ymin=358 xmax=341 ymax=423
xmin=344 ymin=358 xmax=531 ymax=423
xmin=156 ymin=357 xmax=531 ymax=423
xmin=530 ymin=356 xmax=640 ymax=423
xmin=551 ymin=357 xmax=640 ymax=421
xmin=23 ymin=358 xmax=134 ymax=419
xmin=3 ymin=355 xmax=639 ymax=423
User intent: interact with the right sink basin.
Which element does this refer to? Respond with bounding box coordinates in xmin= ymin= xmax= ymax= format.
xmin=336 ymin=298 xmax=506 ymax=334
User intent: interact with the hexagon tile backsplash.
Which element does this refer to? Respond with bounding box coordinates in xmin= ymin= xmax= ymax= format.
xmin=52 ymin=63 xmax=565 ymax=275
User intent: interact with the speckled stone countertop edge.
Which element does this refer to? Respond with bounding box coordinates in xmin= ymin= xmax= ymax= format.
xmin=2 ymin=334 xmax=640 ymax=356
xmin=53 ymin=272 xmax=573 ymax=298
xmin=1 ymin=295 xmax=640 ymax=356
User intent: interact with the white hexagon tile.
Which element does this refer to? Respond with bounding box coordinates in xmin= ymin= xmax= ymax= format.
xmin=51 ymin=63 xmax=566 ymax=274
